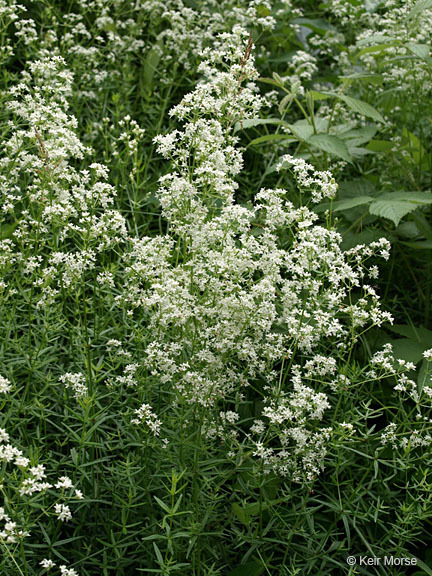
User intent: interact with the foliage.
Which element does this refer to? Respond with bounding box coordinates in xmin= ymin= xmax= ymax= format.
xmin=1 ymin=1 xmax=432 ymax=575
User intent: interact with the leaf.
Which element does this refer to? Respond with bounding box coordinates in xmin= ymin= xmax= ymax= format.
xmin=388 ymin=338 xmax=427 ymax=364
xmin=370 ymin=191 xmax=432 ymax=226
xmin=249 ymin=134 xmax=295 ymax=146
xmin=316 ymin=91 xmax=385 ymax=123
xmin=357 ymin=43 xmax=398 ymax=57
xmin=380 ymin=191 xmax=432 ymax=203
xmin=348 ymin=146 xmax=374 ymax=158
xmin=309 ymin=90 xmax=332 ymax=101
xmin=308 ymin=134 xmax=351 ymax=162
xmin=357 ymin=34 xmax=397 ymax=46
xmin=407 ymin=42 xmax=430 ymax=59
xmin=314 ymin=196 xmax=373 ymax=214
xmin=153 ymin=542 xmax=164 ymax=566
xmin=412 ymin=212 xmax=432 ymax=241
xmin=332 ymin=196 xmax=374 ymax=211
xmin=340 ymin=72 xmax=383 ymax=84
xmin=388 ymin=324 xmax=432 ymax=345
xmin=418 ymin=360 xmax=432 ymax=395
xmin=366 ymin=139 xmax=394 ymax=152
xmin=141 ymin=44 xmax=162 ymax=92
xmin=339 ymin=178 xmax=377 ymax=198
xmin=286 ymin=122 xmax=314 ymax=141
xmin=401 ymin=240 xmax=432 ymax=249
xmin=408 ymin=0 xmax=432 ymax=19
xmin=279 ymin=93 xmax=293 ymax=115
xmin=232 ymin=503 xmax=250 ymax=526
xmin=340 ymin=125 xmax=378 ymax=146
xmin=368 ymin=190 xmax=432 ymax=226
xmin=291 ymin=17 xmax=336 ymax=34
xmin=337 ymin=95 xmax=385 ymax=123
xmin=227 ymin=561 xmax=264 ymax=576
xmin=369 ymin=201 xmax=416 ymax=226
xmin=234 ymin=118 xmax=283 ymax=133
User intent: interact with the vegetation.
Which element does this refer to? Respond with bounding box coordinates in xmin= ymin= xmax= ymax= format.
xmin=1 ymin=1 xmax=432 ymax=575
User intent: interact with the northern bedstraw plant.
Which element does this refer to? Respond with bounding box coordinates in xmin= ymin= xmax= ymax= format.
xmin=1 ymin=11 xmax=432 ymax=576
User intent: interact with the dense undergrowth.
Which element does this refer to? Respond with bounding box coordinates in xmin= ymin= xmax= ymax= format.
xmin=1 ymin=1 xmax=432 ymax=575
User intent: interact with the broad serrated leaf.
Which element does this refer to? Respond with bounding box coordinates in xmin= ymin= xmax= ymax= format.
xmin=369 ymin=192 xmax=432 ymax=226
xmin=308 ymin=134 xmax=351 ymax=161
xmin=369 ymin=201 xmax=418 ymax=226
xmin=388 ymin=324 xmax=432 ymax=345
xmin=408 ymin=0 xmax=432 ymax=18
xmin=286 ymin=122 xmax=314 ymax=141
xmin=332 ymin=196 xmax=374 ymax=211
xmin=340 ymin=125 xmax=378 ymax=145
xmin=379 ymin=191 xmax=432 ymax=203
xmin=338 ymin=95 xmax=385 ymax=123
xmin=388 ymin=338 xmax=428 ymax=364
xmin=407 ymin=43 xmax=430 ymax=59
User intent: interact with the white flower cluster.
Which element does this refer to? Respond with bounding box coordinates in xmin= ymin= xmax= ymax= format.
xmin=141 ymin=0 xmax=277 ymax=74
xmin=0 ymin=56 xmax=127 ymax=307
xmin=40 ymin=560 xmax=79 ymax=576
xmin=131 ymin=403 xmax=162 ymax=436
xmin=327 ymin=0 xmax=432 ymax=102
xmin=0 ymin=378 xmax=82 ymax=555
xmin=119 ymin=29 xmax=394 ymax=480
xmin=59 ymin=372 xmax=87 ymax=400
xmin=0 ymin=375 xmax=11 ymax=394
xmin=277 ymin=155 xmax=338 ymax=203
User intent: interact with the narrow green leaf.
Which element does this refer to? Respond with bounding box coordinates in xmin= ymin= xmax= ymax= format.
xmin=227 ymin=561 xmax=264 ymax=576
xmin=357 ymin=34 xmax=396 ymax=46
xmin=401 ymin=240 xmax=432 ymax=249
xmin=291 ymin=17 xmax=336 ymax=34
xmin=249 ymin=133 xmax=295 ymax=146
xmin=234 ymin=118 xmax=283 ymax=133
xmin=357 ymin=43 xmax=398 ymax=56
xmin=340 ymin=72 xmax=383 ymax=84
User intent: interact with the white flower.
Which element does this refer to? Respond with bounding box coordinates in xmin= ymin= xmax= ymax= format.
xmin=0 ymin=376 xmax=12 ymax=394
xmin=55 ymin=476 xmax=74 ymax=490
xmin=423 ymin=349 xmax=432 ymax=361
xmin=54 ymin=503 xmax=72 ymax=522
xmin=40 ymin=559 xmax=56 ymax=569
